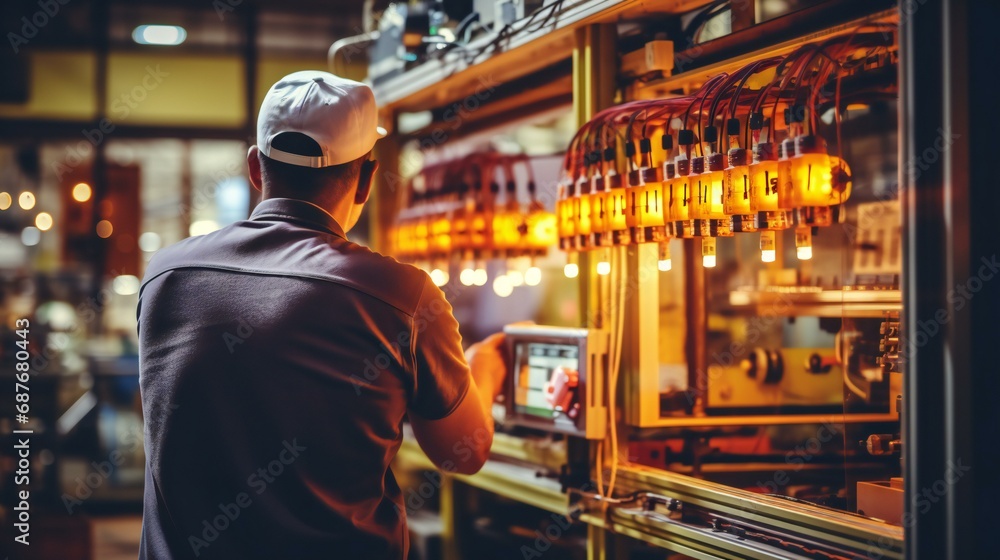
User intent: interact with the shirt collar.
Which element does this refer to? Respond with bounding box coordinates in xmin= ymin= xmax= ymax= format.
xmin=249 ymin=198 xmax=347 ymax=239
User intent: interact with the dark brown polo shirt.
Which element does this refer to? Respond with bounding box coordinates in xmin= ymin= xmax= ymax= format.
xmin=137 ymin=197 xmax=471 ymax=559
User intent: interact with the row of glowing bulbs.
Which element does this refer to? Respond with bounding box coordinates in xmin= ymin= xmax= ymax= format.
xmin=557 ymin=232 xmax=806 ymax=279
xmin=556 ymin=134 xmax=845 ymax=273
xmin=1 ymin=183 xmax=219 ymax=249
xmin=421 ymin=256 xmax=543 ymax=297
xmin=1 ymin=184 xmax=119 ymax=245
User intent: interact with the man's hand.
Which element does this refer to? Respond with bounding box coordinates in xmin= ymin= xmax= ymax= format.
xmin=465 ymin=332 xmax=507 ymax=406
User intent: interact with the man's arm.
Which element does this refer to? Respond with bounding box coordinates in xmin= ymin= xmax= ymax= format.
xmin=406 ymin=282 xmax=506 ymax=475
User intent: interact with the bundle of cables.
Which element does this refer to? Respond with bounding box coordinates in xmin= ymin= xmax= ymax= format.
xmin=556 ymin=24 xmax=898 ymax=504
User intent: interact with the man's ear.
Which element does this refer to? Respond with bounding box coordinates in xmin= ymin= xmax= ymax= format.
xmin=247 ymin=146 xmax=263 ymax=192
xmin=355 ymin=159 xmax=378 ymax=204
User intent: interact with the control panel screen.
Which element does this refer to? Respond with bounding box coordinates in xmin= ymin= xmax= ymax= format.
xmin=513 ymin=342 xmax=580 ymax=419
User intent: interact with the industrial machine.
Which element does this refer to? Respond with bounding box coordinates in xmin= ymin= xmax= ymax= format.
xmin=373 ymin=0 xmax=994 ymax=557
xmin=502 ymin=324 xmax=608 ymax=439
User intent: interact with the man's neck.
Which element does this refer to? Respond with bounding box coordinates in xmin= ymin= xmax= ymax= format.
xmin=260 ymin=193 xmax=349 ymax=230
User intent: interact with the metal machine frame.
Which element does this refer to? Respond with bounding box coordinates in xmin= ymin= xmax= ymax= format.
xmin=375 ymin=0 xmax=997 ymax=557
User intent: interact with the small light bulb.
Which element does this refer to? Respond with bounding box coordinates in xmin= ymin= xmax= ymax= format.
xmin=96 ymin=220 xmax=114 ymax=238
xmin=493 ymin=275 xmax=513 ymax=297
xmin=459 ymin=268 xmax=475 ymax=286
xmin=564 ymin=263 xmax=579 ymax=278
xmin=430 ymin=268 xmax=449 ymax=286
xmin=473 ymin=267 xmax=488 ymax=286
xmin=702 ymin=237 xmax=717 ymax=268
xmin=507 ymin=269 xmax=524 ymax=287
xmin=596 ymin=261 xmax=611 ymax=276
xmin=760 ymin=230 xmax=777 ymax=263
xmin=795 ymin=227 xmax=813 ymax=260
xmin=35 ymin=212 xmax=53 ymax=231
xmin=524 ymin=266 xmax=542 ymax=286
xmin=72 ymin=183 xmax=92 ymax=202
xmin=657 ymin=243 xmax=671 ymax=272
xmin=19 ymin=191 xmax=36 ymax=210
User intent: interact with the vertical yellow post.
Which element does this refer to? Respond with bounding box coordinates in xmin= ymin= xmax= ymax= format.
xmin=440 ymin=476 xmax=459 ymax=560
xmin=573 ymin=23 xmax=619 ymax=560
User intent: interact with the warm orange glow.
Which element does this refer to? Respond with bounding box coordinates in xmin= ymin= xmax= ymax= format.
xmin=35 ymin=212 xmax=54 ymax=231
xmin=702 ymin=236 xmax=717 ymax=268
xmin=791 ymin=152 xmax=833 ymax=206
xmin=776 ymin=139 xmax=796 ymax=210
xmin=574 ymin=190 xmax=593 ymax=236
xmin=828 ymin=156 xmax=853 ymax=203
xmin=72 ymin=182 xmax=92 ymax=202
xmin=760 ymin=230 xmax=777 ymax=262
xmin=451 ymin=208 xmax=469 ymax=253
xmin=750 ymin=159 xmax=780 ymax=212
xmin=608 ymin=189 xmax=628 ymax=232
xmin=0 ymin=192 xmax=11 ymax=210
xmin=469 ymin=212 xmax=488 ymax=251
xmin=491 ymin=207 xmax=519 ymax=250
xmin=694 ymin=169 xmax=726 ymax=220
xmin=667 ymin=175 xmax=691 ymax=221
xmin=413 ymin=218 xmax=430 ymax=255
xmin=96 ymin=220 xmax=114 ymax=238
xmin=526 ymin=210 xmax=557 ymax=250
xmin=638 ymin=182 xmax=665 ymax=227
xmin=18 ymin=192 xmax=35 ymax=210
xmin=723 ymin=164 xmax=752 ymax=215
xmin=430 ymin=215 xmax=452 ymax=254
xmin=657 ymin=242 xmax=672 ymax=271
xmin=795 ymin=226 xmax=813 ymax=260
xmin=625 ymin=180 xmax=642 ymax=229
xmin=556 ymin=196 xmax=575 ymax=240
xmin=590 ymin=188 xmax=609 ymax=234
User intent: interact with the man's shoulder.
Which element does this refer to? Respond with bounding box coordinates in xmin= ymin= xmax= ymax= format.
xmin=331 ymin=241 xmax=432 ymax=315
xmin=140 ymin=222 xmax=432 ymax=317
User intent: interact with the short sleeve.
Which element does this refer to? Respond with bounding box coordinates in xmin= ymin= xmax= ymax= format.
xmin=408 ymin=277 xmax=473 ymax=420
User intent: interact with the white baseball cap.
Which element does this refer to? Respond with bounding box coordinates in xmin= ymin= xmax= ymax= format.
xmin=257 ymin=70 xmax=387 ymax=168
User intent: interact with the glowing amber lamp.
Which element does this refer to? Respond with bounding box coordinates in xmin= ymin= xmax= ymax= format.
xmin=669 ymin=159 xmax=692 ymax=222
xmin=451 ymin=206 xmax=470 ymax=254
xmin=701 ymin=154 xmax=727 ymax=220
xmin=749 ymin=143 xmax=780 ymax=213
xmin=590 ymin=175 xmax=610 ymax=236
xmin=635 ymin=168 xmax=665 ymax=228
xmin=492 ymin=203 xmax=521 ymax=251
xmin=608 ymin=183 xmax=628 ymax=234
xmin=776 ymin=137 xmax=797 ymax=211
xmin=692 ymin=154 xmax=726 ymax=220
xmin=414 ymin=217 xmax=430 ymax=255
xmin=430 ymin=213 xmax=452 ymax=254
xmin=469 ymin=209 xmax=489 ymax=251
xmin=625 ymin=173 xmax=643 ymax=229
xmin=556 ymin=182 xmax=577 ymax=243
xmin=723 ymin=148 xmax=752 ymax=216
xmin=526 ymin=205 xmax=558 ymax=250
xmin=791 ymin=135 xmax=833 ymax=207
xmin=574 ymin=176 xmax=593 ymax=238
xmin=661 ymin=162 xmax=676 ymax=224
